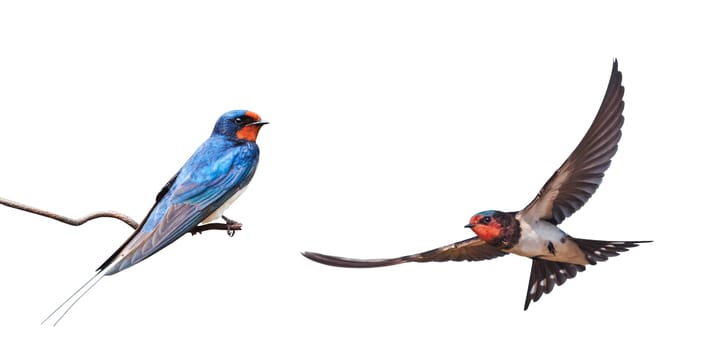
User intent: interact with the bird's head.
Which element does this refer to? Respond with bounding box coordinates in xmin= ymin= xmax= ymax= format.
xmin=213 ymin=110 xmax=268 ymax=141
xmin=465 ymin=210 xmax=504 ymax=241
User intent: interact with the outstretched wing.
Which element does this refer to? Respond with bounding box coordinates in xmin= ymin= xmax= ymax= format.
xmin=302 ymin=236 xmax=507 ymax=268
xmin=520 ymin=60 xmax=625 ymax=225
xmin=101 ymin=140 xmax=259 ymax=275
xmin=524 ymin=239 xmax=650 ymax=310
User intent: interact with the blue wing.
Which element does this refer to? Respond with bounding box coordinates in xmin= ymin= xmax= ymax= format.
xmin=101 ymin=138 xmax=259 ymax=275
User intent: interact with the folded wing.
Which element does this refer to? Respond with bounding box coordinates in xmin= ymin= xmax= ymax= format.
xmin=101 ymin=141 xmax=259 ymax=275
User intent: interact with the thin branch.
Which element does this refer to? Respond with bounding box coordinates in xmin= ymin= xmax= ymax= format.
xmin=1 ymin=196 xmax=139 ymax=229
xmin=191 ymin=221 xmax=242 ymax=236
xmin=0 ymin=196 xmax=242 ymax=235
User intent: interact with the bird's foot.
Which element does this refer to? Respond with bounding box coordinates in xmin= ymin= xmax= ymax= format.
xmin=222 ymin=215 xmax=242 ymax=237
xmin=191 ymin=227 xmax=204 ymax=236
xmin=189 ymin=217 xmax=242 ymax=236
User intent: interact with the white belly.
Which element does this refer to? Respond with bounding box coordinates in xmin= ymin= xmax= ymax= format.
xmin=510 ymin=219 xmax=589 ymax=265
xmin=201 ymin=186 xmax=248 ymax=223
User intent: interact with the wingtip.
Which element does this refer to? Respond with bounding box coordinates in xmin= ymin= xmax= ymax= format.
xmin=523 ymin=294 xmax=531 ymax=310
xmin=302 ymin=250 xmax=402 ymax=268
xmin=301 ymin=251 xmax=323 ymax=262
xmin=611 ymin=58 xmax=622 ymax=81
xmin=301 ymin=250 xmax=350 ymax=267
xmin=301 ymin=251 xmax=343 ymax=265
xmin=301 ymin=251 xmax=322 ymax=260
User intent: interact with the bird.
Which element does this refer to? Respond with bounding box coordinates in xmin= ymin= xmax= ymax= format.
xmin=302 ymin=60 xmax=650 ymax=310
xmin=43 ymin=109 xmax=267 ymax=325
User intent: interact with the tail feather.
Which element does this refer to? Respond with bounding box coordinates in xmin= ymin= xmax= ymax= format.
xmin=524 ymin=239 xmax=651 ymax=310
xmin=42 ymin=269 xmax=107 ymax=326
xmin=524 ymin=259 xmax=584 ymax=310
xmin=573 ymin=238 xmax=652 ymax=264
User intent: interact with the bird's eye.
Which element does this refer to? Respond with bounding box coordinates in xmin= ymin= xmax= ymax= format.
xmin=481 ymin=216 xmax=492 ymax=224
xmin=233 ymin=117 xmax=244 ymax=125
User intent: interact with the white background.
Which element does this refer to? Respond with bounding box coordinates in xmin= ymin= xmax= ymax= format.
xmin=1 ymin=1 xmax=701 ymax=348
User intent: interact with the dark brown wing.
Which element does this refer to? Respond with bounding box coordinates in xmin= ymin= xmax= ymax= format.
xmin=302 ymin=237 xmax=507 ymax=268
xmin=520 ymin=60 xmax=625 ymax=225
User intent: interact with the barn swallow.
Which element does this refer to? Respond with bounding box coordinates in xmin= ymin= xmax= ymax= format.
xmin=43 ymin=110 xmax=267 ymax=325
xmin=303 ymin=60 xmax=650 ymax=310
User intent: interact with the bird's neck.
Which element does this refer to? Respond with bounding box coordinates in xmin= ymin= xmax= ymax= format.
xmin=487 ymin=212 xmax=522 ymax=250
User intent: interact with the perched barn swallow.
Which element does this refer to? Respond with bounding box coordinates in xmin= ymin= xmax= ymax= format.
xmin=303 ymin=60 xmax=650 ymax=310
xmin=43 ymin=110 xmax=267 ymax=325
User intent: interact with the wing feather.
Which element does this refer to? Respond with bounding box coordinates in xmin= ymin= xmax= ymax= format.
xmin=520 ymin=60 xmax=625 ymax=224
xmin=96 ymin=171 xmax=180 ymax=272
xmin=302 ymin=237 xmax=507 ymax=268
xmin=102 ymin=141 xmax=259 ymax=275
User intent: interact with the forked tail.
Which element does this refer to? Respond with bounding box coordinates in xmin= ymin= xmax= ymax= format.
xmin=524 ymin=239 xmax=652 ymax=310
xmin=41 ymin=269 xmax=107 ymax=326
xmin=573 ymin=238 xmax=652 ymax=265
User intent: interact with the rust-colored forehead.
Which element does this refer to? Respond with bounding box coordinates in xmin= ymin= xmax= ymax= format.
xmin=245 ymin=110 xmax=261 ymax=121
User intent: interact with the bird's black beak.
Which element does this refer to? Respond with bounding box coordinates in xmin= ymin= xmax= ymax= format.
xmin=249 ymin=120 xmax=269 ymax=126
xmin=464 ymin=223 xmax=475 ymax=228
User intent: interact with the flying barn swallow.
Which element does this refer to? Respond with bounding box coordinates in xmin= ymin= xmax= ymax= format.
xmin=43 ymin=110 xmax=267 ymax=325
xmin=303 ymin=60 xmax=651 ymax=310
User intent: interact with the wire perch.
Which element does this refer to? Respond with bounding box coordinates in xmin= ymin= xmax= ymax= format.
xmin=0 ymin=196 xmax=242 ymax=235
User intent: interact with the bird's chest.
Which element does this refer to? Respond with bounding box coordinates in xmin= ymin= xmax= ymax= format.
xmin=508 ymin=220 xmax=587 ymax=264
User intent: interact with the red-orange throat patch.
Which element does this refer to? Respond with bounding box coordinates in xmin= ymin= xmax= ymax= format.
xmin=236 ymin=124 xmax=263 ymax=142
xmin=470 ymin=219 xmax=502 ymax=241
